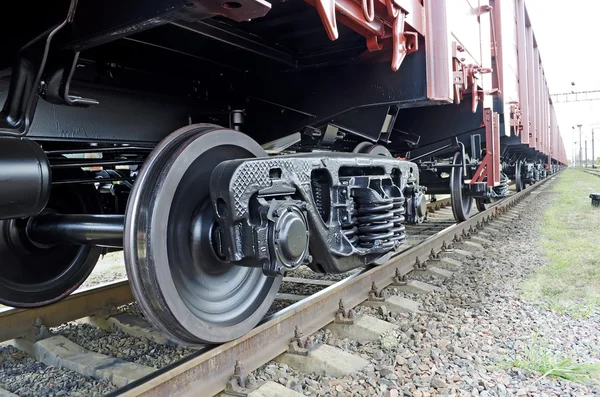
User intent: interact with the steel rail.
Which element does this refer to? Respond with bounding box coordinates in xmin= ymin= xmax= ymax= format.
xmin=118 ymin=175 xmax=556 ymax=397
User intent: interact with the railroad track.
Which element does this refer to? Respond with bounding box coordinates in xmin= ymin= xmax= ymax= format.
xmin=0 ymin=178 xmax=555 ymax=397
xmin=584 ymin=168 xmax=600 ymax=178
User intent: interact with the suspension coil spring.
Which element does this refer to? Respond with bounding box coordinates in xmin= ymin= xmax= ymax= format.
xmin=312 ymin=181 xmax=325 ymax=219
xmin=355 ymin=195 xmax=406 ymax=249
xmin=390 ymin=197 xmax=406 ymax=239
xmin=342 ymin=216 xmax=359 ymax=245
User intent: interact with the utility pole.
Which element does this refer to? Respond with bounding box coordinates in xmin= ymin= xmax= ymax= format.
xmin=578 ymin=124 xmax=583 ymax=167
xmin=585 ymin=140 xmax=588 ymax=168
xmin=593 ymin=129 xmax=596 ymax=168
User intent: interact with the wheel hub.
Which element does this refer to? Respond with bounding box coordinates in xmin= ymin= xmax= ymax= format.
xmin=271 ymin=202 xmax=310 ymax=274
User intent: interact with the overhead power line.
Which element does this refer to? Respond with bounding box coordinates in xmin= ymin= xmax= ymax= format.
xmin=551 ymin=89 xmax=600 ymax=103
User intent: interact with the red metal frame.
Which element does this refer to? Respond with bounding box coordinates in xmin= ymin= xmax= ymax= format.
xmin=309 ymin=0 xmax=422 ymax=71
xmin=470 ymin=108 xmax=500 ymax=187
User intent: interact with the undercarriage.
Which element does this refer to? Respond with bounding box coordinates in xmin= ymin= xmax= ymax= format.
xmin=0 ymin=125 xmax=421 ymax=344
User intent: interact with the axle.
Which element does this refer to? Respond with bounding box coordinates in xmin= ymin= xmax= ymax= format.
xmin=28 ymin=213 xmax=125 ymax=248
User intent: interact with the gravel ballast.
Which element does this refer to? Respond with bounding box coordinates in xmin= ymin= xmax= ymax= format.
xmin=0 ymin=345 xmax=115 ymax=397
xmin=53 ymin=322 xmax=198 ymax=369
xmin=254 ymin=181 xmax=600 ymax=396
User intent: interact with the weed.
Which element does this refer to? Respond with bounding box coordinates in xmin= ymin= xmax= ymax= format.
xmin=379 ymin=329 xmax=400 ymax=351
xmin=509 ymin=336 xmax=600 ymax=385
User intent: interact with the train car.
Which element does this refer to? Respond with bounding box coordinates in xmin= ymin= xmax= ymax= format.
xmin=491 ymin=0 xmax=567 ymax=190
xmin=0 ymin=0 xmax=566 ymax=345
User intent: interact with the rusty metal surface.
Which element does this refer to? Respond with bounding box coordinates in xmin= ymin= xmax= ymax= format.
xmin=0 ymin=280 xmax=132 ymax=342
xmin=120 ymin=174 xmax=556 ymax=397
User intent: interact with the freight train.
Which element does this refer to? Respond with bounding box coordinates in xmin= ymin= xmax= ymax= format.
xmin=0 ymin=0 xmax=566 ymax=345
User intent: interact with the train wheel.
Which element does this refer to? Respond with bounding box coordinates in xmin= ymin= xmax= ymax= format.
xmin=0 ymin=170 xmax=101 ymax=307
xmin=353 ymin=142 xmax=392 ymax=157
xmin=450 ymin=151 xmax=473 ymax=222
xmin=124 ymin=124 xmax=281 ymax=345
xmin=515 ymin=160 xmax=525 ymax=192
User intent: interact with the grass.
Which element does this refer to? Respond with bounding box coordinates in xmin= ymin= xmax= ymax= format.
xmin=522 ymin=168 xmax=600 ymax=316
xmin=509 ymin=336 xmax=600 ymax=385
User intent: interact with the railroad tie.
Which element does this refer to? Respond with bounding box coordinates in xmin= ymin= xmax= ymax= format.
xmin=275 ymin=344 xmax=368 ymax=377
xmin=10 ymin=335 xmax=155 ymax=388
xmin=326 ymin=314 xmax=398 ymax=343
xmin=0 ymin=387 xmax=19 ymax=397
xmin=362 ymin=295 xmax=420 ymax=314
xmin=83 ymin=313 xmax=169 ymax=345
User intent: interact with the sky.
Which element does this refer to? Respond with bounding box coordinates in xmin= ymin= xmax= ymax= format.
xmin=525 ymin=0 xmax=600 ymax=162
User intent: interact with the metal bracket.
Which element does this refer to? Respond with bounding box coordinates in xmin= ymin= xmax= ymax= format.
xmin=41 ymin=51 xmax=99 ymax=107
xmin=0 ymin=0 xmax=98 ymax=137
xmin=367 ymin=282 xmax=387 ymax=301
xmin=441 ymin=240 xmax=453 ymax=252
xmin=428 ymin=248 xmax=441 ymax=262
xmin=461 ymin=229 xmax=471 ymax=240
xmin=223 ymin=361 xmax=259 ymax=396
xmin=469 ymin=109 xmax=501 ymax=187
xmin=334 ymin=299 xmax=356 ymax=324
xmin=24 ymin=317 xmax=52 ymax=342
xmin=313 ymin=0 xmax=338 ymax=40
xmin=413 ymin=257 xmax=427 ymax=271
xmin=310 ymin=0 xmax=418 ymax=71
xmin=392 ymin=268 xmax=407 ymax=285
xmin=287 ymin=326 xmax=317 ymax=356
xmin=389 ymin=5 xmax=418 ymax=72
xmin=509 ymin=103 xmax=523 ymax=135
xmin=452 ymin=62 xmax=494 ymax=113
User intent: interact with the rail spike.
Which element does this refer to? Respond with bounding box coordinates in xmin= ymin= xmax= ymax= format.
xmin=429 ymin=248 xmax=441 ymax=261
xmin=334 ymin=299 xmax=356 ymax=324
xmin=368 ymin=282 xmax=387 ymax=301
xmin=25 ymin=317 xmax=51 ymax=342
xmin=461 ymin=229 xmax=470 ymax=240
xmin=414 ymin=257 xmax=427 ymax=270
xmin=225 ymin=360 xmax=259 ymax=394
xmin=288 ymin=326 xmax=317 ymax=356
xmin=393 ymin=268 xmax=407 ymax=285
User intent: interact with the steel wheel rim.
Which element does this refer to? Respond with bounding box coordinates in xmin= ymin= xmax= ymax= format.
xmin=515 ymin=160 xmax=524 ymax=192
xmin=450 ymin=151 xmax=472 ymax=222
xmin=124 ymin=124 xmax=281 ymax=345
